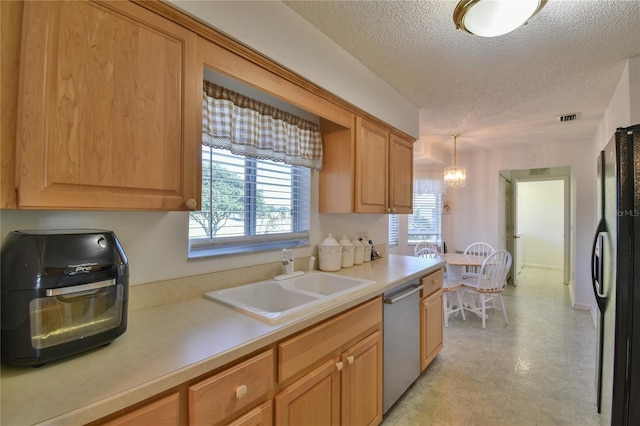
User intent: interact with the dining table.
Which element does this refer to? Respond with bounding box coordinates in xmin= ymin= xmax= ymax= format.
xmin=442 ymin=253 xmax=489 ymax=321
xmin=442 ymin=253 xmax=487 ymax=282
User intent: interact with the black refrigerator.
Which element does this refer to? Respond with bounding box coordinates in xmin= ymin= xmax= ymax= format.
xmin=592 ymin=124 xmax=640 ymax=425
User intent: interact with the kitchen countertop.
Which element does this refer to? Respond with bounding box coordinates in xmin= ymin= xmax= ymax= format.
xmin=0 ymin=255 xmax=442 ymax=425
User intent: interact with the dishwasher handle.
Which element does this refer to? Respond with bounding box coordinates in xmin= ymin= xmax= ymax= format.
xmin=384 ymin=284 xmax=424 ymax=304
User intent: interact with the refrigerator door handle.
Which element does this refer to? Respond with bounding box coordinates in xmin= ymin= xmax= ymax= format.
xmin=591 ymin=217 xmax=608 ymax=312
xmin=591 ymin=216 xmax=609 ymax=414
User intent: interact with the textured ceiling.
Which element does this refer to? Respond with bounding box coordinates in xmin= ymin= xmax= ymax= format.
xmin=283 ymin=0 xmax=640 ymax=162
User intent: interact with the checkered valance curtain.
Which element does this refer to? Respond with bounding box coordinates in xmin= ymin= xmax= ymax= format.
xmin=202 ymin=81 xmax=323 ymax=170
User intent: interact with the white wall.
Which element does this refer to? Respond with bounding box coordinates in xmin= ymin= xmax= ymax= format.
xmin=450 ymin=139 xmax=593 ymax=308
xmin=0 ymin=174 xmax=390 ymax=286
xmin=168 ymin=0 xmax=419 ymax=138
xmin=448 ymin=56 xmax=638 ymax=311
xmin=517 ymin=180 xmax=564 ymax=269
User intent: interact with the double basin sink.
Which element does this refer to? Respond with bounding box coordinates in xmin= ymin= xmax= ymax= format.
xmin=204 ymin=272 xmax=376 ymax=324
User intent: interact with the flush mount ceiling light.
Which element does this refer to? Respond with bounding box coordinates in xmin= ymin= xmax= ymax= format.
xmin=444 ymin=134 xmax=466 ymax=188
xmin=453 ymin=0 xmax=548 ymax=37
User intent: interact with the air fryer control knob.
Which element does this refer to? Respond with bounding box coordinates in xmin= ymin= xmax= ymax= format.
xmin=97 ymin=236 xmax=107 ymax=249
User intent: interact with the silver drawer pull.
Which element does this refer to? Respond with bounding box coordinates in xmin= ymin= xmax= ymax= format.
xmin=384 ymin=284 xmax=424 ymax=304
xmin=46 ymin=279 xmax=116 ymax=296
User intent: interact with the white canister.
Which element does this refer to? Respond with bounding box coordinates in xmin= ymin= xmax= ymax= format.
xmin=352 ymin=237 xmax=364 ymax=265
xmin=362 ymin=239 xmax=372 ymax=262
xmin=339 ymin=236 xmax=355 ymax=268
xmin=318 ymin=234 xmax=342 ymax=272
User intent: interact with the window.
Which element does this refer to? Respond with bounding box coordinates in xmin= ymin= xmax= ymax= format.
xmin=408 ymin=193 xmax=442 ymax=243
xmin=189 ymin=147 xmax=310 ymax=257
xmin=388 ymin=214 xmax=399 ymax=247
xmin=190 ymin=80 xmax=321 ymax=257
xmin=389 ymin=173 xmax=443 ymax=248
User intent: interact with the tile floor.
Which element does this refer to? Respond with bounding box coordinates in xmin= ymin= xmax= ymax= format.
xmin=382 ymin=267 xmax=600 ymax=426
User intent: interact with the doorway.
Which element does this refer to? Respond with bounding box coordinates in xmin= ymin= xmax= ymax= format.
xmin=499 ymin=167 xmax=572 ymax=286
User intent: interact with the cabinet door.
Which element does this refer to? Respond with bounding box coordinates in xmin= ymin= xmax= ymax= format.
xmin=389 ymin=134 xmax=413 ymax=214
xmin=341 ymin=331 xmax=382 ymax=426
xmin=420 ymin=289 xmax=443 ymax=371
xmin=275 ymin=358 xmax=341 ymax=426
xmin=1 ymin=0 xmax=22 ymax=209
xmin=16 ymin=0 xmax=201 ymax=210
xmin=355 ymin=117 xmax=388 ymax=213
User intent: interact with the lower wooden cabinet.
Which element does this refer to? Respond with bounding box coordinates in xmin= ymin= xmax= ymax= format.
xmin=276 ymin=298 xmax=382 ymax=426
xmin=420 ymin=289 xmax=443 ymax=371
xmin=275 ymin=357 xmax=341 ymax=425
xmin=101 ymin=393 xmax=180 ymax=426
xmin=189 ymin=350 xmax=274 ymax=426
xmin=227 ymin=402 xmax=273 ymax=426
xmin=93 ymin=298 xmax=383 ymax=426
xmin=420 ymin=270 xmax=444 ymax=371
xmin=340 ymin=331 xmax=383 ymax=426
xmin=275 ymin=331 xmax=382 ymax=426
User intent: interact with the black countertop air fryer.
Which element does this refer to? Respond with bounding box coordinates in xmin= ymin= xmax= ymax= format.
xmin=1 ymin=229 xmax=129 ymax=367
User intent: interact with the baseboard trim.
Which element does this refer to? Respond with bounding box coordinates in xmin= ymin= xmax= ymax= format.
xmin=573 ymin=302 xmax=592 ymax=310
xmin=523 ymin=263 xmax=563 ymax=270
xmin=569 ymin=281 xmax=576 ymax=307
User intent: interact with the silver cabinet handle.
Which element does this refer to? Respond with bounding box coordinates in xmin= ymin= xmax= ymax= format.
xmin=384 ymin=284 xmax=424 ymax=304
xmin=46 ymin=279 xmax=115 ymax=296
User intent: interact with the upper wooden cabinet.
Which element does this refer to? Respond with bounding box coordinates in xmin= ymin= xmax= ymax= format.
xmin=15 ymin=0 xmax=201 ymax=210
xmin=389 ymin=133 xmax=414 ymax=214
xmin=1 ymin=1 xmax=22 ymax=209
xmin=320 ymin=116 xmax=414 ymax=214
xmin=355 ymin=118 xmax=389 ymax=213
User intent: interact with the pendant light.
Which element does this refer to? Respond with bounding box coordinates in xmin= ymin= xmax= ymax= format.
xmin=444 ymin=134 xmax=466 ymax=188
xmin=453 ymin=0 xmax=548 ymax=38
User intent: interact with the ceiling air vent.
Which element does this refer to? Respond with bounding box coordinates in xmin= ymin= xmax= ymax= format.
xmin=557 ymin=112 xmax=581 ymax=123
xmin=530 ymin=168 xmax=550 ymax=176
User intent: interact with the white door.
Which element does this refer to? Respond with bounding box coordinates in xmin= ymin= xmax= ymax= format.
xmin=500 ymin=172 xmax=520 ymax=286
xmin=515 ymin=232 xmax=524 ymax=276
xmin=512 ymin=180 xmax=520 ymax=286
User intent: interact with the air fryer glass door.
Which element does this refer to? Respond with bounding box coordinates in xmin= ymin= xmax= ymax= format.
xmin=29 ymin=279 xmax=124 ymax=349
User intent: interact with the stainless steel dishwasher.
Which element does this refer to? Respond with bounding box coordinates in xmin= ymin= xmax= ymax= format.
xmin=382 ymin=279 xmax=423 ymax=413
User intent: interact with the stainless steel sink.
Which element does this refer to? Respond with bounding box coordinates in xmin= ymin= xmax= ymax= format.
xmin=204 ymin=272 xmax=375 ymax=324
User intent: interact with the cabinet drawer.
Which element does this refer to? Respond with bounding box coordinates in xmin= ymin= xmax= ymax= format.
xmin=189 ymin=350 xmax=274 ymax=425
xmin=278 ymin=297 xmax=382 ymax=383
xmin=420 ymin=269 xmax=443 ymax=298
xmin=102 ymin=393 xmax=180 ymax=426
xmin=226 ymin=401 xmax=272 ymax=426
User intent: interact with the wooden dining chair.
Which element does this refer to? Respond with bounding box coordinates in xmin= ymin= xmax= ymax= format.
xmin=416 ymin=248 xmax=465 ymax=327
xmin=460 ymin=250 xmax=512 ymax=329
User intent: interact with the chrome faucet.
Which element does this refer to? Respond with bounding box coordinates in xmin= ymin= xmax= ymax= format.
xmin=282 ymin=249 xmax=294 ymax=275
